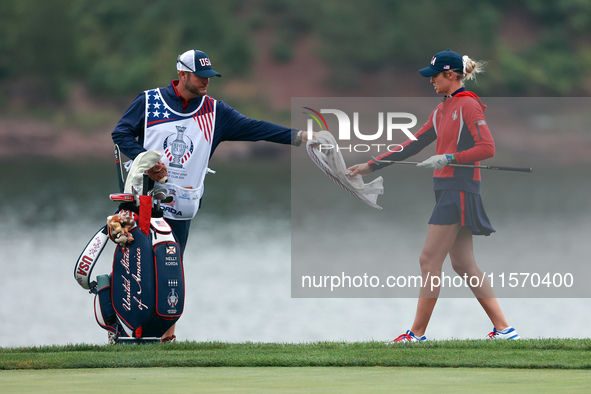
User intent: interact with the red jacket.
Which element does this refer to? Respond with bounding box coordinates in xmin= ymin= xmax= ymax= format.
xmin=369 ymin=90 xmax=495 ymax=194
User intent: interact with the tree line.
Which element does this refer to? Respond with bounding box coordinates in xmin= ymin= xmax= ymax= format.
xmin=1 ymin=0 xmax=590 ymax=106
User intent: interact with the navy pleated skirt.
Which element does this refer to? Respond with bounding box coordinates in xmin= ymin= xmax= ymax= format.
xmin=428 ymin=189 xmax=495 ymax=236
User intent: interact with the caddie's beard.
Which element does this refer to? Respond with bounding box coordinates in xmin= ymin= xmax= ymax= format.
xmin=184 ymin=78 xmax=207 ymax=97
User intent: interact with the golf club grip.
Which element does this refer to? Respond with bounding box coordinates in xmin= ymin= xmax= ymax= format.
xmin=486 ymin=165 xmax=533 ymax=172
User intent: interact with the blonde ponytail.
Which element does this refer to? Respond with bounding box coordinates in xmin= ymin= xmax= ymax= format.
xmin=461 ymin=55 xmax=487 ymax=82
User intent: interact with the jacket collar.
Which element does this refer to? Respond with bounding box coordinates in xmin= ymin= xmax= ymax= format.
xmin=449 ymin=87 xmax=466 ymax=97
xmin=162 ymin=80 xmax=204 ymax=112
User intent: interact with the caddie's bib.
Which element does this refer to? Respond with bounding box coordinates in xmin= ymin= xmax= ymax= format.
xmin=143 ymin=88 xmax=216 ymax=220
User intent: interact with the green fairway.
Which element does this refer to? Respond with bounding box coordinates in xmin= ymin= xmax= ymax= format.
xmin=1 ymin=340 xmax=590 ymax=392
xmin=1 ymin=367 xmax=591 ymax=393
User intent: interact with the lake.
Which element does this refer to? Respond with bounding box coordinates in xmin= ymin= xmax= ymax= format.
xmin=0 ymin=155 xmax=589 ymax=347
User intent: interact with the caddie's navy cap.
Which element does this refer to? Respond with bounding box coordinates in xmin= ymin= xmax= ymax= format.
xmin=177 ymin=50 xmax=222 ymax=78
xmin=419 ymin=50 xmax=463 ymax=77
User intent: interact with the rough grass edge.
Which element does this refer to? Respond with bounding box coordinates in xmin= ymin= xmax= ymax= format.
xmin=1 ymin=339 xmax=590 ymax=371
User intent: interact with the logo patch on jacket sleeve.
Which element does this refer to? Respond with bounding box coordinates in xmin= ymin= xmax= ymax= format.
xmin=477 ymin=120 xmax=486 ymax=125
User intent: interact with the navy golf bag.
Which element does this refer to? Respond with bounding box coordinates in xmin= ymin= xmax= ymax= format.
xmin=75 ymin=189 xmax=185 ymax=342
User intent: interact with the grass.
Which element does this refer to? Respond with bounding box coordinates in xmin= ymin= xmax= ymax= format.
xmin=1 ymin=339 xmax=590 ymax=370
xmin=2 ymin=341 xmax=590 ymax=393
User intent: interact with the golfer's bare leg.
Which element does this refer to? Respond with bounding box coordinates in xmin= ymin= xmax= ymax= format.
xmin=449 ymin=227 xmax=510 ymax=330
xmin=410 ymin=223 xmax=461 ymax=337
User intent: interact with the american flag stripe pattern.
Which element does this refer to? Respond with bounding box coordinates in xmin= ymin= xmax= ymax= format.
xmin=194 ymin=96 xmax=215 ymax=143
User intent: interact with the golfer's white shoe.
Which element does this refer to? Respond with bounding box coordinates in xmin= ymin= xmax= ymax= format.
xmin=487 ymin=326 xmax=520 ymax=340
xmin=389 ymin=330 xmax=427 ymax=343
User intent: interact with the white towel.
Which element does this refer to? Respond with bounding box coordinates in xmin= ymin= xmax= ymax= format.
xmin=306 ymin=130 xmax=384 ymax=209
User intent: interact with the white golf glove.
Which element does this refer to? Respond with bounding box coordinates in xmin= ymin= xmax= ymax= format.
xmin=417 ymin=154 xmax=454 ymax=170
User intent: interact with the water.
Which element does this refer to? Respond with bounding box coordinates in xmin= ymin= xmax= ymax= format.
xmin=0 ymin=158 xmax=589 ymax=347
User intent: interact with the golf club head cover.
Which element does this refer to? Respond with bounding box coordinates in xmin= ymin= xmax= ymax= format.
xmin=147 ymin=161 xmax=168 ymax=184
xmin=124 ymin=150 xmax=163 ymax=194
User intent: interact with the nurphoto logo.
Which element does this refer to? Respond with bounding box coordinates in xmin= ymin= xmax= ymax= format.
xmin=302 ymin=106 xmax=417 ymax=154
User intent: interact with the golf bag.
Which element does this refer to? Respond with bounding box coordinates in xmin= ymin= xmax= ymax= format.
xmin=75 ymin=186 xmax=185 ymax=341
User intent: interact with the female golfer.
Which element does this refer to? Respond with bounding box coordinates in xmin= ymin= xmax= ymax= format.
xmin=348 ymin=50 xmax=519 ymax=341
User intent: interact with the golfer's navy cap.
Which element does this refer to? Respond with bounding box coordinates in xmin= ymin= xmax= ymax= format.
xmin=419 ymin=50 xmax=463 ymax=77
xmin=177 ymin=50 xmax=222 ymax=78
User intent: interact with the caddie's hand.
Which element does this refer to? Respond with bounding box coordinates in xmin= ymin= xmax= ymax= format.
xmin=300 ymin=130 xmax=317 ymax=144
xmin=347 ymin=163 xmax=371 ymax=176
xmin=417 ymin=154 xmax=453 ymax=170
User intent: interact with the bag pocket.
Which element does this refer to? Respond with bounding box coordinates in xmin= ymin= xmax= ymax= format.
xmin=153 ymin=241 xmax=184 ymax=318
xmin=94 ymin=274 xmax=117 ymax=332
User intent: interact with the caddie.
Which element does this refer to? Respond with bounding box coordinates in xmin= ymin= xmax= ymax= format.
xmin=112 ymin=49 xmax=312 ymax=342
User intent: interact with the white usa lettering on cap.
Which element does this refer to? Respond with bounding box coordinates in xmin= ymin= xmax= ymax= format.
xmin=198 ymin=58 xmax=212 ymax=67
